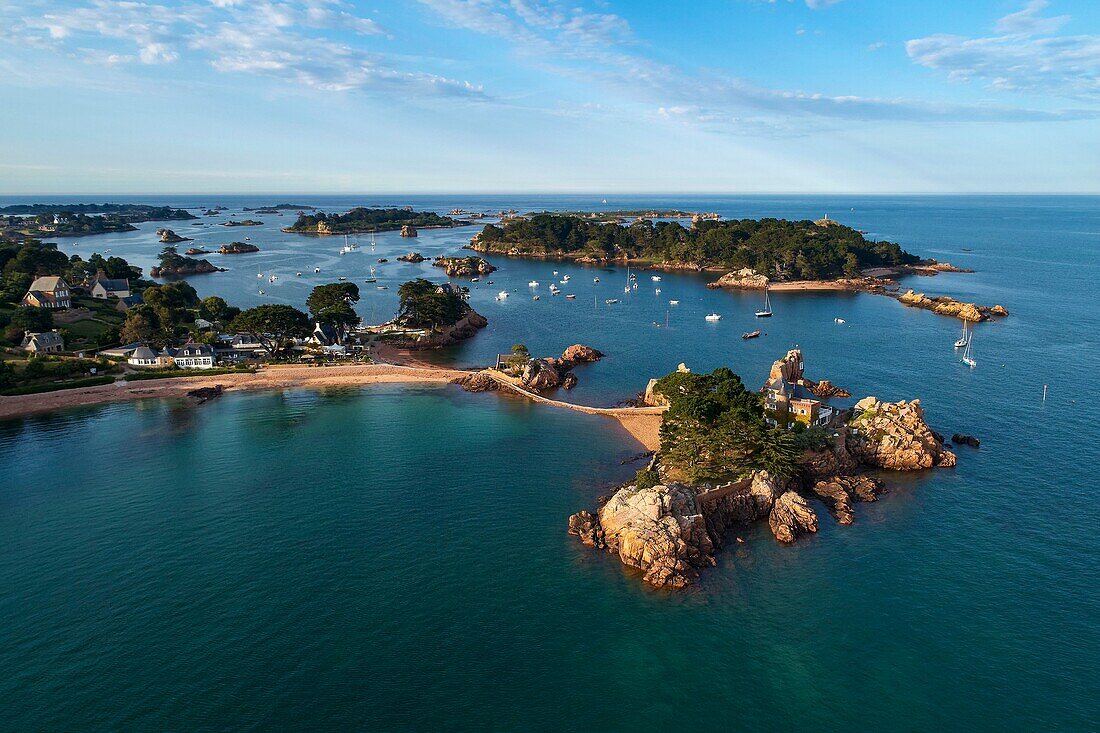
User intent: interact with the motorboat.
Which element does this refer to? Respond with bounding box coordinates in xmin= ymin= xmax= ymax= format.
xmin=705 ymin=313 xmax=721 ymax=321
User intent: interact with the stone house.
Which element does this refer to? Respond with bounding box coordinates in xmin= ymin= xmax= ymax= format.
xmin=22 ymin=276 xmax=71 ymax=309
xmin=89 ymin=272 xmax=131 ymax=299
xmin=21 ymin=330 xmax=64 ymax=354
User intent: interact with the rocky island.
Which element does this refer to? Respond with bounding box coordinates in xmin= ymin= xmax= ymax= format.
xmin=149 ymin=245 xmax=224 ymax=278
xmin=222 ymin=219 xmax=263 ymax=227
xmin=456 ymin=343 xmax=603 ymax=393
xmin=569 ymin=350 xmax=958 ymax=589
xmin=432 ymin=255 xmax=497 ymax=277
xmin=397 ymin=251 xmax=426 ymax=263
xmin=157 ymin=228 xmax=191 ymax=244
xmin=378 ymin=279 xmax=487 ymax=350
xmin=219 ymin=241 xmax=260 ymax=255
xmin=283 ymin=207 xmax=466 ymax=235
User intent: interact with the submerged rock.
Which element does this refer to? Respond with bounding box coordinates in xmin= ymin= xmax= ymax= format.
xmin=951 ymin=433 xmax=981 ymax=448
xmin=812 ymin=475 xmax=884 ymax=525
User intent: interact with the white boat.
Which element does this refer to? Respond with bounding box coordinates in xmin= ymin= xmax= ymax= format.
xmin=565 ymin=294 xmax=576 ymax=300
xmin=471 ymin=277 xmax=479 ymax=283
xmin=377 ymin=285 xmax=388 ymax=290
xmin=258 ymin=289 xmax=265 ymax=295
xmin=533 ymin=295 xmax=540 ymax=301
xmin=593 ymin=277 xmax=600 ymax=283
xmin=705 ymin=313 xmax=721 ymax=321
xmin=529 ymin=280 xmax=539 ymax=287
xmin=338 ymin=276 xmax=347 ymax=281
xmin=655 ymin=288 xmax=662 ymax=295
xmin=269 ymin=275 xmax=276 ymax=283
xmin=624 ymin=286 xmax=631 ymax=293
xmin=363 ymin=266 xmax=377 ymax=283
xmin=296 ymin=272 xmax=302 ymax=277
xmin=605 ymin=298 xmax=619 ymax=304
xmin=962 ymin=332 xmax=976 ymax=367
xmin=834 ymin=317 xmax=845 ymax=324
xmin=651 ymin=275 xmax=661 ymax=282
xmin=549 ymin=284 xmax=560 ymax=294
xmin=669 ymin=300 xmax=679 ymax=305
xmin=561 ymin=275 xmax=570 ymax=282
xmin=314 ymin=267 xmax=320 ymax=273
xmin=497 ymin=290 xmax=509 ymax=299
xmin=755 ymin=287 xmax=773 ymax=318
xmin=553 ymin=270 xmax=558 ymax=276
xmin=954 ymin=323 xmax=970 ymax=348
xmin=257 ymin=272 xmax=263 ymax=278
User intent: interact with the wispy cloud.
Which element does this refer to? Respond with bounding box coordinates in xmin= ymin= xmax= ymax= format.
xmin=5 ymin=0 xmax=486 ymax=98
xmin=906 ymin=0 xmax=1100 ymax=99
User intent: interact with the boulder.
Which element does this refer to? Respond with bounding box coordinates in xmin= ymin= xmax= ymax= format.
xmin=595 ymin=483 xmax=715 ymax=589
xmin=990 ymin=304 xmax=1009 ymax=317
xmin=567 ymin=510 xmax=604 ymax=548
xmin=847 ymin=398 xmax=957 ymax=470
xmin=453 ymin=370 xmax=499 ymax=393
xmin=708 ymin=268 xmax=769 ymax=290
xmin=951 ymin=433 xmax=981 ymax=448
xmin=812 ymin=475 xmax=884 ymax=525
xmin=561 ymin=344 xmax=603 ymax=365
xmin=562 ymin=373 xmax=578 ymax=390
xmin=397 ymin=251 xmax=426 ymax=263
xmin=433 ymin=256 xmax=497 ymax=277
xmin=521 ymin=358 xmax=562 ymax=391
xmin=400 ymin=225 xmax=418 ymax=237
xmin=769 ymin=491 xmax=819 ymax=543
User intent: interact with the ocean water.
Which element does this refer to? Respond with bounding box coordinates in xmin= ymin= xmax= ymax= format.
xmin=1 ymin=195 xmax=1098 ymax=730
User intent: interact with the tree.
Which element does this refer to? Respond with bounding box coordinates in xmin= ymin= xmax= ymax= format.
xmin=143 ymin=281 xmax=199 ymax=329
xmin=505 ymin=343 xmax=530 ymax=372
xmin=120 ymin=305 xmax=169 ymax=347
xmin=230 ymin=304 xmax=310 ymax=358
xmin=10 ymin=305 xmax=53 ymax=333
xmin=397 ymin=279 xmax=469 ymax=329
xmin=197 ymin=296 xmax=239 ymax=325
xmin=306 ymin=283 xmax=361 ymax=330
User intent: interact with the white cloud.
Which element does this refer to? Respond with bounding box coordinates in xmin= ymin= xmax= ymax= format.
xmin=805 ymin=0 xmax=843 ymax=8
xmin=907 ymin=1 xmax=1100 ymax=99
xmin=6 ymin=0 xmax=484 ymax=98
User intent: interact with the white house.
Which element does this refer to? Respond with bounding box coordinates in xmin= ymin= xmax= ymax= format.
xmin=21 ymin=330 xmax=64 ymax=353
xmin=127 ymin=346 xmax=161 ymax=367
xmin=89 ymin=273 xmax=131 ymax=299
xmin=169 ymin=341 xmax=216 ymax=369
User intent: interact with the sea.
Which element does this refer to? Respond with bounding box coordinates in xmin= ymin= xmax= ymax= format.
xmin=1 ymin=195 xmax=1097 ymax=730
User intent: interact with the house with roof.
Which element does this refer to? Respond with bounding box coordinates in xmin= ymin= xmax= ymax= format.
xmin=115 ymin=294 xmax=144 ymax=313
xmin=89 ymin=272 xmax=131 ymax=299
xmin=762 ymin=349 xmax=838 ymax=429
xmin=169 ymin=340 xmax=216 ymax=369
xmin=21 ymin=330 xmax=64 ymax=354
xmin=127 ymin=346 xmax=162 ymax=367
xmin=22 ymin=276 xmax=71 ymax=309
xmin=309 ymin=321 xmax=345 ymax=347
xmin=99 ymin=343 xmax=143 ymax=360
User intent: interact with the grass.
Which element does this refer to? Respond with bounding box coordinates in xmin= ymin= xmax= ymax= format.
xmin=123 ymin=367 xmax=255 ymax=381
xmin=0 ymin=375 xmax=116 ymax=396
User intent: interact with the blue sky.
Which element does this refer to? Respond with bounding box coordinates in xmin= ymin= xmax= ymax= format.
xmin=1 ymin=0 xmax=1098 ymax=193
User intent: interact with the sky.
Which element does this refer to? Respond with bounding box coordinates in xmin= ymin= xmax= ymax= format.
xmin=1 ymin=0 xmax=1099 ymax=194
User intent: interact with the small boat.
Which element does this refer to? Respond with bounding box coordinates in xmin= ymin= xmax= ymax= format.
xmin=471 ymin=277 xmax=479 ymax=283
xmin=624 ymin=286 xmax=631 ymax=293
xmin=528 ymin=280 xmax=539 ymax=287
xmin=604 ymin=298 xmax=619 ymax=305
xmin=549 ymin=284 xmax=560 ymax=294
xmin=705 ymin=313 xmax=721 ymax=321
xmin=954 ymin=323 xmax=970 ymax=348
xmin=533 ymin=295 xmax=540 ymax=301
xmin=742 ymin=330 xmax=761 ymax=340
xmin=962 ymin=333 xmax=976 ymax=368
xmin=314 ymin=267 xmax=320 ymax=273
xmin=593 ymin=277 xmax=600 ymax=283
xmin=834 ymin=317 xmax=845 ymax=324
xmin=338 ymin=276 xmax=347 ymax=281
xmin=377 ymin=258 xmax=388 ymax=263
xmin=363 ymin=266 xmax=377 ymax=283
xmin=258 ymin=289 xmax=265 ymax=295
xmin=257 ymin=273 xmax=263 ymax=278
xmin=269 ymin=275 xmax=276 ymax=283
xmin=755 ymin=287 xmax=773 ymax=318
xmin=553 ymin=270 xmax=559 ymax=276
xmin=565 ymin=294 xmax=576 ymax=300
xmin=296 ymin=272 xmax=302 ymax=277
xmin=497 ymin=291 xmax=509 ymax=300
xmin=655 ymin=288 xmax=661 ymax=295
xmin=244 ymin=236 xmax=250 ymax=240
xmin=669 ymin=300 xmax=679 ymax=305
xmin=651 ymin=275 xmax=661 ymax=282
xmin=561 ymin=275 xmax=570 ymax=282
xmin=376 ymin=285 xmax=388 ymax=290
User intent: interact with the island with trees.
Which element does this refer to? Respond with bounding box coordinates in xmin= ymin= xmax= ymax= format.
xmin=149 ymin=246 xmax=224 ymax=277
xmin=221 ymin=219 xmax=263 ymax=227
xmin=1 ymin=205 xmax=197 ymax=238
xmin=378 ymin=278 xmax=487 ymax=349
xmin=283 ymin=207 xmax=467 ymax=235
xmin=218 ymin=242 xmax=260 ymax=255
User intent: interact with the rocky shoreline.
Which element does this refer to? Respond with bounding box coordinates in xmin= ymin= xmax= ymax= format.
xmin=569 ymin=350 xmax=960 ymax=589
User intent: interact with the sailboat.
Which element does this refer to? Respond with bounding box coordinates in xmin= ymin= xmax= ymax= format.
xmin=364 ymin=266 xmax=377 ymax=283
xmin=962 ymin=331 xmax=976 ymax=368
xmin=755 ymin=287 xmax=773 ymax=318
xmin=954 ymin=323 xmax=970 ymax=349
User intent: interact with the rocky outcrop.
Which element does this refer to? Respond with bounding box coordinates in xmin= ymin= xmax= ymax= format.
xmin=895 ymin=289 xmax=1007 ymax=322
xmin=708 ymin=268 xmax=769 ymax=290
xmin=769 ymin=491 xmax=818 ymax=543
xmin=578 ymin=482 xmax=715 ymax=589
xmin=150 ymin=259 xmax=223 ymax=277
xmin=847 ymin=397 xmax=956 ymax=470
xmin=812 ymin=475 xmax=884 ymax=525
xmin=562 ymin=373 xmax=578 ymax=390
xmin=184 ymin=247 xmax=211 ymax=255
xmin=396 ymin=309 xmax=488 ymax=350
xmin=397 ymin=251 xmax=426 ymax=263
xmin=453 ymin=370 xmax=499 ymax=393
xmin=400 ymin=225 xmax=418 ymax=238
xmin=800 ymin=444 xmax=860 ymax=482
xmin=766 ymin=348 xmax=851 ymax=398
xmin=432 ymin=256 xmax=497 ymax=277
xmin=952 ymin=433 xmax=981 ymax=448
xmin=186 ymin=385 xmax=224 ymax=404
xmin=521 ymin=358 xmax=562 ymax=391
xmin=560 ymin=343 xmax=603 ymax=367
xmin=569 ymin=471 xmax=813 ymax=589
xmin=643 ymin=378 xmax=669 ymax=407
xmin=156 ymin=228 xmax=191 ymax=243
xmin=219 ymin=242 xmax=260 ymax=254
xmin=809 ymin=379 xmax=850 ymax=399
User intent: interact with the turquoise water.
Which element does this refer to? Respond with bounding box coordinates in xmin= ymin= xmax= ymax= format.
xmin=1 ymin=196 xmax=1098 ymax=729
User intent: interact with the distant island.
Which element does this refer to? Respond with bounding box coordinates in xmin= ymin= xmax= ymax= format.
xmin=1 ymin=205 xmax=196 ymax=238
xmin=221 ymin=219 xmax=263 ymax=227
xmin=284 ymin=207 xmax=466 ymax=235
xmin=467 ymin=213 xmax=917 ymax=279
xmin=243 ymin=204 xmax=315 ymax=211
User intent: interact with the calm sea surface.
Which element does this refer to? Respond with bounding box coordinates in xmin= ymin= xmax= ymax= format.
xmin=1 ymin=195 xmax=1098 ymax=730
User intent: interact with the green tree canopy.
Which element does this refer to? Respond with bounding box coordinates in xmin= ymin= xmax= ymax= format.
xmin=230 ymin=304 xmax=310 ymax=358
xmin=306 ymin=282 xmax=361 ymax=329
xmin=10 ymin=304 xmax=54 ymax=333
xmin=396 ymin=279 xmax=470 ymax=329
